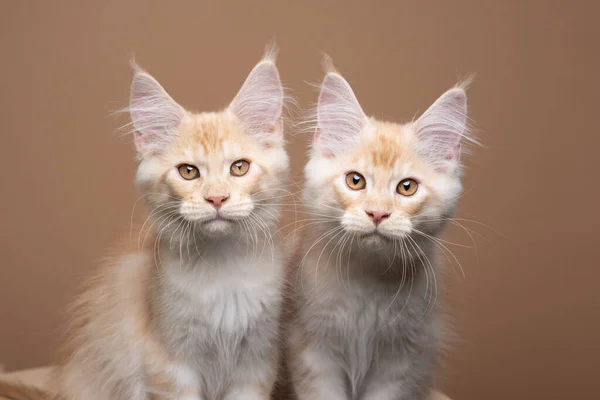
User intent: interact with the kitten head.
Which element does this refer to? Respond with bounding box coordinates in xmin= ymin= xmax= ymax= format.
xmin=128 ymin=52 xmax=288 ymax=240
xmin=305 ymin=70 xmax=471 ymax=251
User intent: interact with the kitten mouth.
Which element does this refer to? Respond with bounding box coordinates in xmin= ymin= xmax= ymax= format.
xmin=361 ymin=230 xmax=391 ymax=241
xmin=201 ymin=216 xmax=236 ymax=235
xmin=204 ymin=215 xmax=233 ymax=223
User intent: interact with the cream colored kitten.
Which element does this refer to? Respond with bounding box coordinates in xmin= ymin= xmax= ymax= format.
xmin=0 ymin=52 xmax=289 ymax=400
xmin=285 ymin=67 xmax=473 ymax=400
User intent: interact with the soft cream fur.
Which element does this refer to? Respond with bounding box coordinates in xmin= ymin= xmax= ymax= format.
xmin=285 ymin=69 xmax=471 ymax=400
xmin=37 ymin=52 xmax=289 ymax=400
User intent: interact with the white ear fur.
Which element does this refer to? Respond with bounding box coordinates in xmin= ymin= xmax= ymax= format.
xmin=228 ymin=58 xmax=284 ymax=141
xmin=129 ymin=67 xmax=186 ymax=155
xmin=414 ymin=87 xmax=468 ymax=172
xmin=315 ymin=72 xmax=369 ymax=156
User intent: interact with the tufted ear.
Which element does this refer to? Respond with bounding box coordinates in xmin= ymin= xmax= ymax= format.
xmin=314 ymin=72 xmax=370 ymax=156
xmin=414 ymin=87 xmax=468 ymax=172
xmin=128 ymin=65 xmax=186 ymax=156
xmin=228 ymin=56 xmax=284 ymax=142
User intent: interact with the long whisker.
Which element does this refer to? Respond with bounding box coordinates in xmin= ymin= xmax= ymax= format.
xmin=391 ymin=239 xmax=416 ymax=323
xmin=297 ymin=226 xmax=345 ymax=295
xmin=381 ymin=239 xmax=404 ymax=320
xmin=335 ymin=231 xmax=352 ymax=291
xmin=413 ymin=228 xmax=466 ymax=279
xmin=140 ymin=209 xmax=179 ymax=252
xmin=137 ymin=204 xmax=180 ymax=251
xmin=407 ymin=236 xmax=438 ymax=318
xmin=248 ymin=213 xmax=275 ymax=264
xmin=129 ymin=193 xmax=174 ymax=240
xmin=313 ymin=228 xmax=346 ymax=289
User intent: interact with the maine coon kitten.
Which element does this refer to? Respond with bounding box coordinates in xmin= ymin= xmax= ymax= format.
xmin=0 ymin=52 xmax=289 ymax=400
xmin=285 ymin=69 xmax=472 ymax=400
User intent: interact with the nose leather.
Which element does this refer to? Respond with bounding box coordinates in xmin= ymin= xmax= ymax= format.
xmin=365 ymin=210 xmax=390 ymax=226
xmin=205 ymin=196 xmax=229 ymax=209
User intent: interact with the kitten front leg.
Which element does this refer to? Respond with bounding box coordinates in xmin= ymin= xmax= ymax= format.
xmin=360 ymin=383 xmax=427 ymax=400
xmin=288 ymin=333 xmax=347 ymax=400
xmin=146 ymin=365 xmax=203 ymax=400
xmin=223 ymin=332 xmax=279 ymax=400
xmin=222 ymin=355 xmax=277 ymax=400
xmin=222 ymin=385 xmax=270 ymax=400
xmin=222 ymin=373 xmax=274 ymax=400
xmin=143 ymin=342 xmax=202 ymax=400
xmin=360 ymin=350 xmax=433 ymax=400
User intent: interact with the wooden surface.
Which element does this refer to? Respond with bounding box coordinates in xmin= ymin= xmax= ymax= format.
xmin=0 ymin=366 xmax=452 ymax=399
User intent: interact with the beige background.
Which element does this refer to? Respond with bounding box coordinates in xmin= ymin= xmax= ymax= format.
xmin=1 ymin=1 xmax=599 ymax=399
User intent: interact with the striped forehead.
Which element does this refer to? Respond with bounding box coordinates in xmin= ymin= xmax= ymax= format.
xmin=353 ymin=130 xmax=413 ymax=173
xmin=179 ymin=113 xmax=245 ymax=160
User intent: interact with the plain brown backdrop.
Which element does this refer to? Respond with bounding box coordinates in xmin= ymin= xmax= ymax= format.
xmin=1 ymin=1 xmax=598 ymax=399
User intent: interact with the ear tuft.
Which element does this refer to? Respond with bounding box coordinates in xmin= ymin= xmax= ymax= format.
xmin=321 ymin=53 xmax=338 ymax=75
xmin=315 ymin=72 xmax=369 ymax=156
xmin=128 ymin=66 xmax=186 ymax=156
xmin=228 ymin=55 xmax=284 ymax=142
xmin=414 ymin=87 xmax=469 ymax=172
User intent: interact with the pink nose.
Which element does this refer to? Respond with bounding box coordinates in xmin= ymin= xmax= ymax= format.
xmin=205 ymin=196 xmax=229 ymax=209
xmin=366 ymin=210 xmax=390 ymax=226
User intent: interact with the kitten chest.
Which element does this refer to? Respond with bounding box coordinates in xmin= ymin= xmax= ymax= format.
xmin=304 ymin=279 xmax=414 ymax=395
xmin=155 ymin=256 xmax=283 ymax=395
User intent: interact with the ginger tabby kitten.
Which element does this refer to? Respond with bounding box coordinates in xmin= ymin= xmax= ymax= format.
xmin=284 ymin=66 xmax=474 ymax=400
xmin=0 ymin=50 xmax=290 ymax=400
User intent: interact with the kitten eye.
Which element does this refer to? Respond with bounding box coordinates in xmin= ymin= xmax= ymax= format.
xmin=345 ymin=172 xmax=366 ymax=190
xmin=177 ymin=164 xmax=200 ymax=180
xmin=397 ymin=178 xmax=418 ymax=196
xmin=230 ymin=159 xmax=250 ymax=177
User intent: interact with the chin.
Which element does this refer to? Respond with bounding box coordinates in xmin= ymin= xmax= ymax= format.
xmin=201 ymin=219 xmax=235 ymax=237
xmin=351 ymin=230 xmax=390 ymax=250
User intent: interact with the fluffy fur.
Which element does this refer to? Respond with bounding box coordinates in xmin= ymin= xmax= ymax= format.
xmin=0 ymin=380 xmax=54 ymax=400
xmin=0 ymin=51 xmax=290 ymax=400
xmin=284 ymin=68 xmax=472 ymax=399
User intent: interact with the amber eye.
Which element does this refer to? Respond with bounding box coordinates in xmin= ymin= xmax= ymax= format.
xmin=230 ymin=159 xmax=250 ymax=177
xmin=345 ymin=172 xmax=366 ymax=190
xmin=177 ymin=164 xmax=200 ymax=180
xmin=397 ymin=178 xmax=418 ymax=196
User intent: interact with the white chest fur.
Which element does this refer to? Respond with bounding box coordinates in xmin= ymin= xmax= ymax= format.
xmin=300 ymin=269 xmax=425 ymax=397
xmin=161 ymin=249 xmax=282 ymax=336
xmin=154 ymin=248 xmax=283 ymax=397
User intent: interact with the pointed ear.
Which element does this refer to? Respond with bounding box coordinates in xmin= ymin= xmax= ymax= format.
xmin=129 ymin=66 xmax=186 ymax=155
xmin=414 ymin=87 xmax=468 ymax=172
xmin=228 ymin=59 xmax=284 ymax=141
xmin=315 ymin=73 xmax=369 ymax=156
